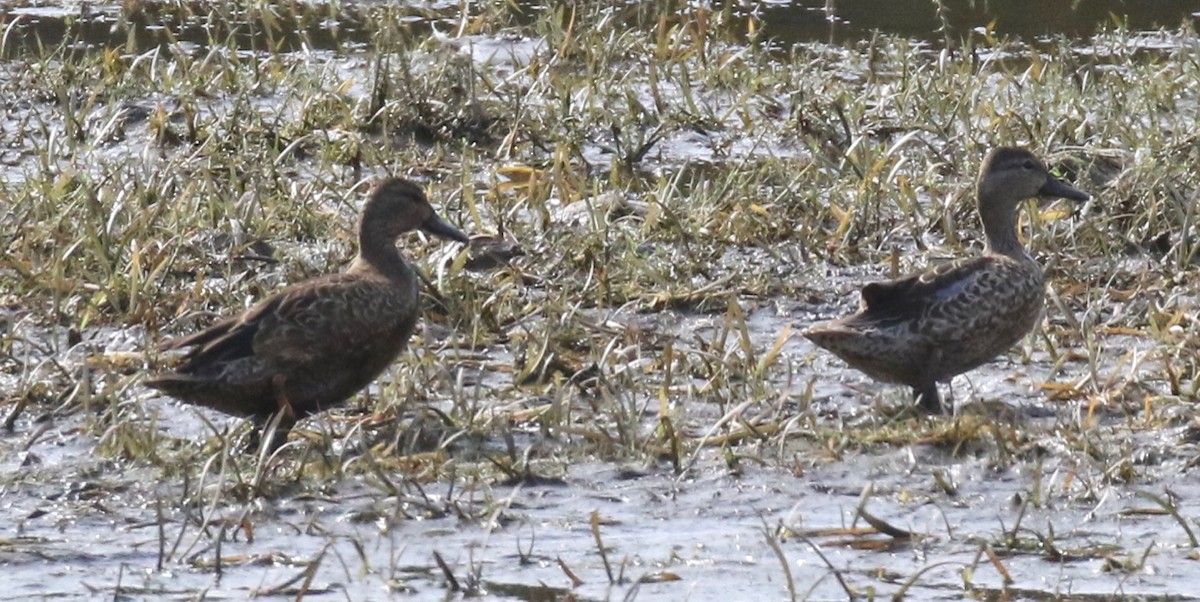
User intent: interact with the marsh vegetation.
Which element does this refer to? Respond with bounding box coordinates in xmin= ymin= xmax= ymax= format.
xmin=3 ymin=1 xmax=1200 ymax=599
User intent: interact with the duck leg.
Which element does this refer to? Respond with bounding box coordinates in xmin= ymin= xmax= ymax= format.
xmin=271 ymin=373 xmax=297 ymax=419
xmin=913 ymin=382 xmax=945 ymax=414
xmin=246 ymin=374 xmax=297 ymax=453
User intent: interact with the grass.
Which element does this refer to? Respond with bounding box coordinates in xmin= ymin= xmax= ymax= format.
xmin=2 ymin=1 xmax=1200 ymax=599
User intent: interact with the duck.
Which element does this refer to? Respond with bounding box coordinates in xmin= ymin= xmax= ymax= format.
xmin=145 ymin=178 xmax=470 ymax=448
xmin=803 ymin=147 xmax=1090 ymax=413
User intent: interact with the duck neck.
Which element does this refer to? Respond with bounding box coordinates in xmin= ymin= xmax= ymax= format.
xmin=352 ymin=224 xmax=410 ymax=281
xmin=980 ymin=201 xmax=1029 ymax=260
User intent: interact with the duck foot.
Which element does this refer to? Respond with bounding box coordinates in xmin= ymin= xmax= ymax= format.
xmin=247 ymin=410 xmax=296 ymax=454
xmin=913 ymin=383 xmax=946 ymax=414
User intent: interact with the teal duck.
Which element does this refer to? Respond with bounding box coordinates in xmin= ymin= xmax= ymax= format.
xmin=145 ymin=178 xmax=469 ymax=446
xmin=804 ymin=147 xmax=1090 ymax=413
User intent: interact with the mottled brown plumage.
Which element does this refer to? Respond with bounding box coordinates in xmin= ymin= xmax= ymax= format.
xmin=804 ymin=147 xmax=1090 ymax=413
xmin=145 ymin=178 xmax=469 ymax=447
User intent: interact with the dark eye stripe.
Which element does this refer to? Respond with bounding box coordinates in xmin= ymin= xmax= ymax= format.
xmin=1000 ymin=158 xmax=1040 ymax=172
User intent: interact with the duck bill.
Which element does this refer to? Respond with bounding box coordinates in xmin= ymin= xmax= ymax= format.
xmin=421 ymin=212 xmax=470 ymax=243
xmin=1038 ymin=176 xmax=1090 ymax=202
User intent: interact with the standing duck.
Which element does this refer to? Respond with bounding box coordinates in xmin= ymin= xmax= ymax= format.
xmin=804 ymin=147 xmax=1090 ymax=413
xmin=145 ymin=178 xmax=469 ymax=447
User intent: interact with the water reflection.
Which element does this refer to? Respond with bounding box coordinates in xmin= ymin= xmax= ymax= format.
xmin=1 ymin=0 xmax=1199 ymax=57
xmin=763 ymin=0 xmax=1200 ymax=43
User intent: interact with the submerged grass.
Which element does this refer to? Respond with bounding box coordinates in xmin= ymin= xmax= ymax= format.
xmin=3 ymin=0 xmax=1200 ymax=598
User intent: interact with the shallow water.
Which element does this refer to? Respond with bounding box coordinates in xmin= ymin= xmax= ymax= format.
xmin=4 ymin=277 xmax=1194 ymax=600
xmin=763 ymin=0 xmax=1200 ymax=43
xmin=4 ymin=0 xmax=1200 ymax=59
xmin=8 ymin=413 xmax=1200 ymax=600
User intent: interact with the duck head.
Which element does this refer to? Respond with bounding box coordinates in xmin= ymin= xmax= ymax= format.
xmin=976 ymin=147 xmax=1090 ymax=255
xmin=360 ymin=178 xmax=470 ymax=243
xmin=977 ymin=147 xmax=1090 ymax=208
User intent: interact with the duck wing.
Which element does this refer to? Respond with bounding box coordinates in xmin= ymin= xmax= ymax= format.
xmin=855 ymin=256 xmax=1007 ymax=328
xmin=169 ymin=273 xmax=411 ymax=372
